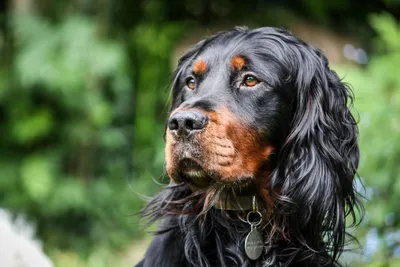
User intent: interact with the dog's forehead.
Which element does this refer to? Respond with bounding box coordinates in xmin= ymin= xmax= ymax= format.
xmin=190 ymin=37 xmax=283 ymax=76
xmin=195 ymin=41 xmax=251 ymax=68
xmin=187 ymin=38 xmax=284 ymax=87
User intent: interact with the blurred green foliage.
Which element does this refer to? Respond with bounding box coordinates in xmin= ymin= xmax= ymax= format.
xmin=0 ymin=0 xmax=400 ymax=266
xmin=0 ymin=14 xmax=141 ymax=252
xmin=336 ymin=12 xmax=400 ymax=266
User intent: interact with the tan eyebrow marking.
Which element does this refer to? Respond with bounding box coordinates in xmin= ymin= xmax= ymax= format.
xmin=230 ymin=56 xmax=246 ymax=71
xmin=193 ymin=59 xmax=207 ymax=75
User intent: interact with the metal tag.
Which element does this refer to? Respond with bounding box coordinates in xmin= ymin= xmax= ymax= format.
xmin=244 ymin=228 xmax=264 ymax=260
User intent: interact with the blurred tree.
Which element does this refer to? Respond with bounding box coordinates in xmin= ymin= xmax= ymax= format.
xmin=0 ymin=0 xmax=138 ymax=253
xmin=336 ymin=12 xmax=400 ymax=266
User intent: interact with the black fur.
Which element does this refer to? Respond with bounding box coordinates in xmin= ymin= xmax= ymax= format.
xmin=136 ymin=27 xmax=363 ymax=267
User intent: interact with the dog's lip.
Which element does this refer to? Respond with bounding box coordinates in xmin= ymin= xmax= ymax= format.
xmin=181 ymin=169 xmax=207 ymax=178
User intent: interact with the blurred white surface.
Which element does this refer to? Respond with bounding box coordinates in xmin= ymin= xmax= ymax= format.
xmin=0 ymin=208 xmax=53 ymax=267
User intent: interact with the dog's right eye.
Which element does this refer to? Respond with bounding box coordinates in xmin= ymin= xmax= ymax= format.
xmin=186 ymin=77 xmax=197 ymax=90
xmin=242 ymin=75 xmax=259 ymax=87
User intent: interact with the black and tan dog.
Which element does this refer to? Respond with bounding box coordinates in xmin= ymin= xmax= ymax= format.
xmin=136 ymin=27 xmax=362 ymax=267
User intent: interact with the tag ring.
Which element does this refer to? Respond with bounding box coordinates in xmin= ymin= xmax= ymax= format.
xmin=246 ymin=210 xmax=262 ymax=227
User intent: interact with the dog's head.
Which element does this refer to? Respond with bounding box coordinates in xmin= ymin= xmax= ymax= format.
xmin=166 ymin=28 xmax=292 ymax=193
xmin=161 ymin=27 xmax=361 ymax=262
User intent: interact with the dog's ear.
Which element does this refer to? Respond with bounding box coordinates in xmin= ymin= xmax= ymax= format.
xmin=270 ymin=45 xmax=361 ymax=261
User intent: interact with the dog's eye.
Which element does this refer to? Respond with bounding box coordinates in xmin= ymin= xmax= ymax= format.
xmin=186 ymin=77 xmax=197 ymax=90
xmin=242 ymin=75 xmax=259 ymax=87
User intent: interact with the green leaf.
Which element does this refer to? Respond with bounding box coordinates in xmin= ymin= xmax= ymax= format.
xmin=12 ymin=108 xmax=54 ymax=144
xmin=20 ymin=155 xmax=55 ymax=202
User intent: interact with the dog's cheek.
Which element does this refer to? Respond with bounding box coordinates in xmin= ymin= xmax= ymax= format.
xmin=199 ymin=107 xmax=275 ymax=182
xmin=200 ymin=125 xmax=233 ymax=166
xmin=244 ymin=146 xmax=274 ymax=172
xmin=225 ymin=113 xmax=275 ymax=179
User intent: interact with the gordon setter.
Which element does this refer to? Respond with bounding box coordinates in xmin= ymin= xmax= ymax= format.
xmin=136 ymin=27 xmax=362 ymax=267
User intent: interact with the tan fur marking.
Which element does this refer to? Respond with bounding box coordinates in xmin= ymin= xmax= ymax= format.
xmin=230 ymin=56 xmax=246 ymax=71
xmin=193 ymin=59 xmax=207 ymax=74
xmin=165 ymin=131 xmax=176 ymax=181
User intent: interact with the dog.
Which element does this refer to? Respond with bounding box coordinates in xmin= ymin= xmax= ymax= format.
xmin=136 ymin=26 xmax=362 ymax=267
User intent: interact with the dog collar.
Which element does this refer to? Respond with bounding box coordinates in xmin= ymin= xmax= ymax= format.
xmin=212 ymin=191 xmax=254 ymax=211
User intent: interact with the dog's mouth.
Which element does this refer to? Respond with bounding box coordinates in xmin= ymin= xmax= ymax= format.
xmin=176 ymin=158 xmax=257 ymax=193
xmin=177 ymin=158 xmax=213 ymax=189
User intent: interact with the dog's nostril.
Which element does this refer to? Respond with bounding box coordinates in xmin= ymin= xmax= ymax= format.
xmin=184 ymin=117 xmax=206 ymax=130
xmin=185 ymin=119 xmax=195 ymax=130
xmin=190 ymin=117 xmax=208 ymax=130
xmin=168 ymin=118 xmax=179 ymax=131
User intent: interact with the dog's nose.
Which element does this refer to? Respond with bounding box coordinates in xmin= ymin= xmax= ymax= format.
xmin=168 ymin=110 xmax=208 ymax=136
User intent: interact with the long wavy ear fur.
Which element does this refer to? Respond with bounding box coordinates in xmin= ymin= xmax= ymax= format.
xmin=270 ymin=42 xmax=362 ymax=265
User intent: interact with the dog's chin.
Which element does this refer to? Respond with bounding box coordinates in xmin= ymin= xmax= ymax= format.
xmin=175 ymin=158 xmax=213 ymax=189
xmin=180 ymin=173 xmax=213 ymax=189
xmin=172 ymin=158 xmax=256 ymax=193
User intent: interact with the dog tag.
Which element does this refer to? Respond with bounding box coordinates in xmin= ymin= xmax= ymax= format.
xmin=244 ymin=227 xmax=264 ymax=260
